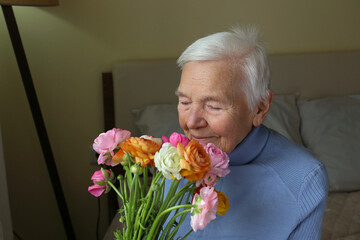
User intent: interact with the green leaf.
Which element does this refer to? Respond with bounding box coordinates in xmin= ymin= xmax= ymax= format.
xmin=94 ymin=181 xmax=106 ymax=186
xmin=101 ymin=167 xmax=109 ymax=179
xmin=113 ymin=230 xmax=123 ymax=240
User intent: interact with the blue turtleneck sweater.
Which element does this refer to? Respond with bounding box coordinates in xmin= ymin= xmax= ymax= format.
xmin=171 ymin=125 xmax=328 ymax=240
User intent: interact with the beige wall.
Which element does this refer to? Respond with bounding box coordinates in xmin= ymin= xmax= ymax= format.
xmin=0 ymin=0 xmax=359 ymax=239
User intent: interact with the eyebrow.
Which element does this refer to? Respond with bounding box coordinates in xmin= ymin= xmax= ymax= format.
xmin=175 ymin=90 xmax=185 ymax=97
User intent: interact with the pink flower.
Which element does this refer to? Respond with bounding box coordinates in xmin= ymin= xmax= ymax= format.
xmin=162 ymin=132 xmax=190 ymax=148
xmin=93 ymin=128 xmax=131 ymax=166
xmin=196 ymin=143 xmax=230 ymax=187
xmin=190 ymin=186 xmax=218 ymax=232
xmin=206 ymin=143 xmax=230 ymax=177
xmin=88 ymin=168 xmax=114 ymax=197
xmin=88 ymin=184 xmax=106 ymax=198
xmin=201 ymin=171 xmax=218 ymax=187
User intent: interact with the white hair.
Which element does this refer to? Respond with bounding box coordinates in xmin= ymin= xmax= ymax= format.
xmin=177 ymin=26 xmax=271 ymax=110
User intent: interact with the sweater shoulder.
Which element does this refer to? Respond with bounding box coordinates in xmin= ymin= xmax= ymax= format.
xmin=256 ymin=129 xmax=328 ymax=198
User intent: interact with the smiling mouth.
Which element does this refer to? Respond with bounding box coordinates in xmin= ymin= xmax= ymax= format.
xmin=191 ymin=136 xmax=215 ymax=143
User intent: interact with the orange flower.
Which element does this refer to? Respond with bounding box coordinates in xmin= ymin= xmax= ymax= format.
xmin=118 ymin=137 xmax=160 ymax=168
xmin=112 ymin=149 xmax=126 ymax=163
xmin=179 ymin=140 xmax=211 ymax=181
xmin=215 ymin=189 xmax=230 ymax=216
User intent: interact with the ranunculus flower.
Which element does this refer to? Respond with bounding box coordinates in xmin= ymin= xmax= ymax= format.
xmin=179 ymin=140 xmax=211 ymax=181
xmin=140 ymin=135 xmax=163 ymax=146
xmin=162 ymin=132 xmax=190 ymax=148
xmin=190 ymin=186 xmax=218 ymax=232
xmin=196 ymin=143 xmax=230 ymax=187
xmin=88 ymin=168 xmax=115 ymax=197
xmin=112 ymin=149 xmax=126 ymax=164
xmin=88 ymin=184 xmax=106 ymax=197
xmin=205 ymin=143 xmax=230 ymax=177
xmin=119 ymin=137 xmax=160 ymax=168
xmin=214 ymin=189 xmax=230 ymax=216
xmin=197 ymin=171 xmax=218 ymax=187
xmin=93 ymin=128 xmax=131 ymax=166
xmin=154 ymin=143 xmax=182 ymax=180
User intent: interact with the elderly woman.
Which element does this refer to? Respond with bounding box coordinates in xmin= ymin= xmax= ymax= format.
xmin=173 ymin=27 xmax=328 ymax=239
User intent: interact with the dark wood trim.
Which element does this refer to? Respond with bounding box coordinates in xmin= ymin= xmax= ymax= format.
xmin=102 ymin=72 xmax=126 ymax=224
xmin=102 ymin=72 xmax=115 ymax=131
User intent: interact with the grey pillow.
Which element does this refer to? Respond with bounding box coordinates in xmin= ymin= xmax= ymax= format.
xmin=263 ymin=95 xmax=303 ymax=146
xmin=132 ymin=104 xmax=183 ymax=138
xmin=298 ymin=95 xmax=360 ymax=191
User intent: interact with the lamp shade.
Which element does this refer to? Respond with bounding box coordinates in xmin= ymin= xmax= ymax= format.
xmin=0 ymin=0 xmax=58 ymax=6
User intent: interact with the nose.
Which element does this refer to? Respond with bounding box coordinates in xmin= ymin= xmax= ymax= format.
xmin=186 ymin=105 xmax=207 ymax=129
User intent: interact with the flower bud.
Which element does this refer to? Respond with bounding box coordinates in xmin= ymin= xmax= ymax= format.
xmin=88 ymin=168 xmax=115 ymax=197
xmin=192 ymin=195 xmax=202 ymax=215
xmin=131 ymin=164 xmax=143 ymax=175
xmin=110 ymin=171 xmax=115 ymax=181
xmin=117 ymin=174 xmax=124 ymax=181
xmin=105 ymin=185 xmax=111 ymax=194
xmin=121 ymin=153 xmax=133 ymax=166
xmin=150 ymin=183 xmax=160 ymax=192
xmin=101 ymin=167 xmax=110 ymax=179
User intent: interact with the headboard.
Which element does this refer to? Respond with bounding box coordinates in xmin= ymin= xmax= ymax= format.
xmin=102 ymin=50 xmax=360 ymax=235
xmin=102 ymin=50 xmax=360 ymax=226
xmin=103 ymin=51 xmax=360 ymax=136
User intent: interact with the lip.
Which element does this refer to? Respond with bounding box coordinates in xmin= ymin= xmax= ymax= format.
xmin=191 ymin=135 xmax=215 ymax=142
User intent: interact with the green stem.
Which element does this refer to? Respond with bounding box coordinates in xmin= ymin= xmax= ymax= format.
xmin=147 ymin=204 xmax=194 ymax=240
xmin=109 ymin=177 xmax=130 ymax=239
xmin=159 ymin=180 xmax=180 ymax=213
xmin=143 ymin=166 xmax=148 ymax=196
xmin=145 ymin=190 xmax=158 ymax=224
xmin=140 ymin=187 xmax=154 ymax=227
xmin=168 ymin=182 xmax=196 ymax=207
xmin=107 ymin=181 xmax=123 ymax=200
xmin=179 ymin=229 xmax=193 ymax=240
xmin=132 ymin=204 xmax=145 ymax=240
xmin=137 ymin=175 xmax=144 ymax=199
xmin=126 ymin=165 xmax=133 ymax=189
xmin=126 ymin=173 xmax=138 ymax=238
xmin=160 ymin=209 xmax=192 ymax=240
xmin=123 ymin=174 xmax=128 ymax=203
xmin=169 ymin=182 xmax=196 ymax=239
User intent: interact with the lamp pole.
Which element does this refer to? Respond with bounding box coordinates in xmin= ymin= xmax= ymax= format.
xmin=1 ymin=5 xmax=76 ymax=239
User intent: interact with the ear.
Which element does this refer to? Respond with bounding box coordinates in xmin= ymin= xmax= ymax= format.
xmin=252 ymin=91 xmax=273 ymax=127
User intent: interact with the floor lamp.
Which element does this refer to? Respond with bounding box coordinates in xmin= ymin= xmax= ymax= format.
xmin=0 ymin=1 xmax=76 ymax=239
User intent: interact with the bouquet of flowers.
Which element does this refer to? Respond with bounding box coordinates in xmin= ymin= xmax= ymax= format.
xmin=88 ymin=128 xmax=230 ymax=240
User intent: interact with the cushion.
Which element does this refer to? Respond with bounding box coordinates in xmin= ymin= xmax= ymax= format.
xmin=132 ymin=104 xmax=183 ymax=138
xmin=298 ymin=95 xmax=360 ymax=191
xmin=321 ymin=191 xmax=360 ymax=240
xmin=263 ymin=95 xmax=303 ymax=146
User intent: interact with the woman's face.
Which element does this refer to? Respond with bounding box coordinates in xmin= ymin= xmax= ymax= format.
xmin=177 ymin=60 xmax=259 ymax=154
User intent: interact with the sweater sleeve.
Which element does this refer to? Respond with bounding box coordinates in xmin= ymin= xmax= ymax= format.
xmin=289 ymin=163 xmax=329 ymax=239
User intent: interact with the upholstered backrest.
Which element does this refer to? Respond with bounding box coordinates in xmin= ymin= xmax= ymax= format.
xmin=111 ymin=51 xmax=360 ymax=135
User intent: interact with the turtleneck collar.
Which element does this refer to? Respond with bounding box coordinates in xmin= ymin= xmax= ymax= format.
xmin=229 ymin=125 xmax=270 ymax=166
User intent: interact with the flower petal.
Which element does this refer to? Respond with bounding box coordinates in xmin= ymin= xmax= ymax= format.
xmin=88 ymin=184 xmax=105 ymax=197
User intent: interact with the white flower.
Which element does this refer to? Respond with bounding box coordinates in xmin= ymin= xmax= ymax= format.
xmin=154 ymin=143 xmax=182 ymax=180
xmin=140 ymin=135 xmax=162 ymax=146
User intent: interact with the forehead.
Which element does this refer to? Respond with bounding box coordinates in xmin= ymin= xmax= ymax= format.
xmin=177 ymin=61 xmax=242 ymax=101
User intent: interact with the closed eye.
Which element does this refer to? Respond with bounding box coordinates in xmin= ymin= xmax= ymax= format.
xmin=206 ymin=105 xmax=222 ymax=111
xmin=178 ymin=94 xmax=191 ymax=107
xmin=178 ymin=99 xmax=192 ymax=108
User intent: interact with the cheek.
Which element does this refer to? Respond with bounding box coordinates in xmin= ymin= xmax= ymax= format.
xmin=207 ymin=117 xmax=233 ymax=136
xmin=177 ymin=106 xmax=187 ymax=129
